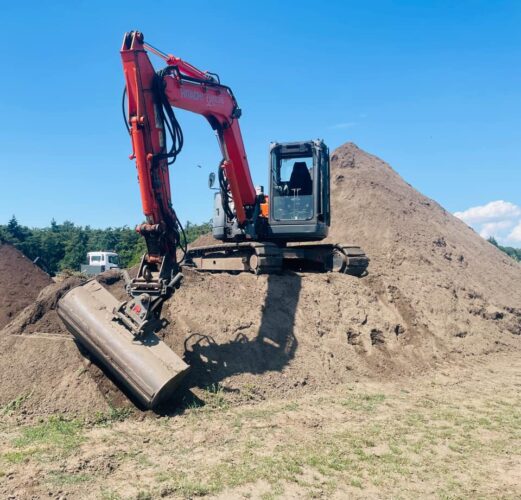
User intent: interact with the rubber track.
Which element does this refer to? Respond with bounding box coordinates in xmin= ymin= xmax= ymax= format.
xmin=185 ymin=242 xmax=369 ymax=276
xmin=184 ymin=242 xmax=283 ymax=274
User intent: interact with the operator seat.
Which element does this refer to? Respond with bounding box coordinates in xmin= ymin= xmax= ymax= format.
xmin=288 ymin=162 xmax=313 ymax=196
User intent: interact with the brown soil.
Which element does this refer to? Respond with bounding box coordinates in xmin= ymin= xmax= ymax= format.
xmin=0 ymin=244 xmax=52 ymax=329
xmin=331 ymin=144 xmax=521 ymax=354
xmin=0 ymin=275 xmax=130 ymax=418
xmin=189 ymin=232 xmax=220 ymax=248
xmin=1 ymin=142 xmax=520 ymax=418
xmin=1 ymin=277 xmax=83 ymax=337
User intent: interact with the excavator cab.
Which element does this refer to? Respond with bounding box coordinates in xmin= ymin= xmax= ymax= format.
xmin=212 ymin=139 xmax=330 ymax=243
xmin=268 ymin=140 xmax=330 ymax=241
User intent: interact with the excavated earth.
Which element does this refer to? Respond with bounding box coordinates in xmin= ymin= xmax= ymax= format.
xmin=0 ymin=244 xmax=52 ymax=329
xmin=1 ymin=142 xmax=520 ymax=418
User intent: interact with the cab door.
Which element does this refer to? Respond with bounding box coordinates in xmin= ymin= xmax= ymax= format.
xmin=267 ymin=140 xmax=329 ymax=241
xmin=317 ymin=142 xmax=330 ymax=226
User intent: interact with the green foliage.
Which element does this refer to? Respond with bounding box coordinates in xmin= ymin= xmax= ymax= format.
xmin=93 ymin=405 xmax=134 ymax=426
xmin=184 ymin=220 xmax=212 ymax=243
xmin=0 ymin=217 xmax=212 ymax=275
xmin=13 ymin=417 xmax=83 ymax=449
xmin=60 ymin=230 xmax=89 ymax=271
xmin=488 ymin=237 xmax=521 ymax=262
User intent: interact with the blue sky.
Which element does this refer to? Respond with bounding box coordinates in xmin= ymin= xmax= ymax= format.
xmin=1 ymin=1 xmax=520 ymax=242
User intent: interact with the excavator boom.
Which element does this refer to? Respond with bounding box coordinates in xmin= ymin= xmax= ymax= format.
xmin=121 ymin=31 xmax=257 ymax=231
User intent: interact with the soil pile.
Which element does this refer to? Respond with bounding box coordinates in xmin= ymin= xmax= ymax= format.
xmin=1 ymin=142 xmax=520 ymax=416
xmin=189 ymin=232 xmax=219 ymax=248
xmin=328 ymin=143 xmax=521 ymax=340
xmin=0 ymin=275 xmax=131 ymax=418
xmin=161 ymin=143 xmax=521 ymax=398
xmin=0 ymin=246 xmax=109 ymax=418
xmin=0 ymin=244 xmax=52 ymax=329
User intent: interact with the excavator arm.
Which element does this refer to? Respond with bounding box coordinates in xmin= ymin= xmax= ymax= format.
xmin=116 ymin=31 xmax=260 ymax=337
xmin=57 ymin=31 xmax=261 ymax=407
xmin=121 ymin=31 xmax=256 ymax=242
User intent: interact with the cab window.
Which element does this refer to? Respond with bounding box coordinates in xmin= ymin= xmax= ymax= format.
xmin=272 ymin=155 xmax=314 ymax=221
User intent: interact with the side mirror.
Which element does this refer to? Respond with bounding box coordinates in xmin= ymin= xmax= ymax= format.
xmin=208 ymin=172 xmax=216 ymax=189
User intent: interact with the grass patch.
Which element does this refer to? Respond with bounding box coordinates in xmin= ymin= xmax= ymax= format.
xmin=100 ymin=490 xmax=122 ymax=500
xmin=189 ymin=383 xmax=230 ymax=413
xmin=116 ymin=449 xmax=154 ymax=467
xmin=47 ymin=471 xmax=92 ymax=485
xmin=1 ymin=391 xmax=33 ymax=415
xmin=159 ymin=477 xmax=216 ymax=497
xmin=350 ymin=478 xmax=363 ymax=488
xmin=152 ymin=386 xmax=521 ymax=498
xmin=3 ymin=450 xmax=29 ymax=464
xmin=13 ymin=417 xmax=83 ymax=449
xmin=2 ymin=364 xmax=521 ymax=499
xmin=204 ymin=383 xmax=230 ymax=410
xmin=2 ymin=416 xmax=84 ymax=464
xmin=341 ymin=393 xmax=386 ymax=412
xmin=93 ymin=405 xmax=134 ymax=426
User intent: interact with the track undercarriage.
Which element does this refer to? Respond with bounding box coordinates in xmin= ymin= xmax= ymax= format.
xmin=184 ymin=242 xmax=369 ymax=276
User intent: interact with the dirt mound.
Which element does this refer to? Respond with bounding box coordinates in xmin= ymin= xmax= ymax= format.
xmin=189 ymin=233 xmax=220 ymax=248
xmin=1 ymin=142 xmax=520 ymax=417
xmin=0 ymin=276 xmax=132 ymax=418
xmin=0 ymin=244 xmax=52 ymax=329
xmin=2 ymin=277 xmax=83 ymax=337
xmin=328 ymin=143 xmax=521 ymax=339
xmin=164 ymin=270 xmax=401 ymax=399
xmin=159 ymin=143 xmax=521 ymax=399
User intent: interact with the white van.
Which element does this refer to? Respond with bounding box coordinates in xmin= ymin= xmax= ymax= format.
xmin=81 ymin=251 xmax=120 ymax=275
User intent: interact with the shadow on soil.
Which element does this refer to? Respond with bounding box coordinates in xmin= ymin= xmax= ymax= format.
xmin=158 ymin=272 xmax=302 ymax=415
xmin=78 ymin=272 xmax=302 ymax=416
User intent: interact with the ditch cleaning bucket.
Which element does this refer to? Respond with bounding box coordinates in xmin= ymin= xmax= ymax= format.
xmin=57 ymin=280 xmax=189 ymax=409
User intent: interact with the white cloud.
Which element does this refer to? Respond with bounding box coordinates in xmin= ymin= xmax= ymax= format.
xmin=508 ymin=222 xmax=521 ymax=243
xmin=479 ymin=220 xmax=516 ymax=239
xmin=454 ymin=200 xmax=521 ymax=246
xmin=454 ymin=200 xmax=521 ymax=224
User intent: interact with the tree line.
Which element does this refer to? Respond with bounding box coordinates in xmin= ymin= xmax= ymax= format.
xmin=2 ymin=216 xmax=519 ymax=276
xmin=488 ymin=237 xmax=521 ymax=262
xmin=0 ymin=216 xmax=211 ymax=275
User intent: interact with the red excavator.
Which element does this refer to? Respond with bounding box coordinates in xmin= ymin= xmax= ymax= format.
xmin=57 ymin=31 xmax=368 ymax=409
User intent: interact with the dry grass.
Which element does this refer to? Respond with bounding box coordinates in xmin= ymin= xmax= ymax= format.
xmin=1 ymin=352 xmax=521 ymax=499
